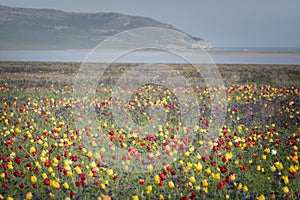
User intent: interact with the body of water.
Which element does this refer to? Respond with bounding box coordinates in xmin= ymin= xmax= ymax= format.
xmin=0 ymin=50 xmax=300 ymax=65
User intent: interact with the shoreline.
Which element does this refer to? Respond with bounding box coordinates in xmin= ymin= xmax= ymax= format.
xmin=1 ymin=50 xmax=300 ymax=65
xmin=1 ymin=49 xmax=300 ymax=54
xmin=1 ymin=60 xmax=300 ymax=66
xmin=207 ymin=50 xmax=300 ymax=56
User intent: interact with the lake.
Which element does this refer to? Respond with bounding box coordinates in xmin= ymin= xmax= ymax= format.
xmin=0 ymin=50 xmax=300 ymax=65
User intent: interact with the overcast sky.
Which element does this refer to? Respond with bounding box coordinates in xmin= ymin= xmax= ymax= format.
xmin=1 ymin=0 xmax=300 ymax=48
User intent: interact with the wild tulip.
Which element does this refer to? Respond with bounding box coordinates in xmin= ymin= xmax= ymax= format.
xmin=168 ymin=181 xmax=174 ymax=188
xmin=44 ymin=178 xmax=50 ymax=185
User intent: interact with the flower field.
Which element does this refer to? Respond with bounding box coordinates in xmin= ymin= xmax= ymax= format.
xmin=0 ymin=62 xmax=299 ymax=200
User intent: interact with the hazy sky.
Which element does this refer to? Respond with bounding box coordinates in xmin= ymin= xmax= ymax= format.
xmin=1 ymin=0 xmax=300 ymax=48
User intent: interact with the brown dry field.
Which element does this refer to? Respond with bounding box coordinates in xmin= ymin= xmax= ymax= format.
xmin=0 ymin=61 xmax=299 ymax=87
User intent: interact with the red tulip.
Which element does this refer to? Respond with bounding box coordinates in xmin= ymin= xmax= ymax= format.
xmin=19 ymin=183 xmax=24 ymax=189
xmin=15 ymin=156 xmax=22 ymax=165
xmin=44 ymin=178 xmax=50 ymax=186
xmin=2 ymin=182 xmax=8 ymax=188
xmin=219 ymin=165 xmax=227 ymax=173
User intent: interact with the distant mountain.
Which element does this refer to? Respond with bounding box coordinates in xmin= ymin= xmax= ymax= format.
xmin=0 ymin=5 xmax=212 ymax=50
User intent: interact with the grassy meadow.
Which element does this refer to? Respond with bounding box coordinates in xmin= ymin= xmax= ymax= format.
xmin=0 ymin=61 xmax=299 ymax=200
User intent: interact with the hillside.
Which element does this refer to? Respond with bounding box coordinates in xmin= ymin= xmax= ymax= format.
xmin=0 ymin=5 xmax=212 ymax=50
